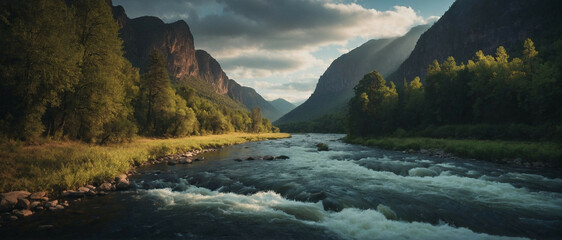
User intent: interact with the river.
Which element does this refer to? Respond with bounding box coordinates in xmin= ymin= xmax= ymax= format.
xmin=2 ymin=134 xmax=561 ymax=239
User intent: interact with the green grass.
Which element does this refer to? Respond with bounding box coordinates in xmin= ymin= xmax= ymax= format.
xmin=0 ymin=133 xmax=290 ymax=193
xmin=344 ymin=136 xmax=562 ymax=167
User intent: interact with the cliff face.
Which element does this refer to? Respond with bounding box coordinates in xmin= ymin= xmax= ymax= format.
xmin=112 ymin=4 xmax=285 ymax=120
xmin=276 ymin=24 xmax=430 ymax=124
xmin=113 ymin=7 xmax=199 ymax=80
xmin=195 ymin=50 xmax=230 ymax=95
xmin=388 ymin=0 xmax=562 ymax=83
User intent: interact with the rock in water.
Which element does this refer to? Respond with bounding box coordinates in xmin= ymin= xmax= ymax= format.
xmin=408 ymin=167 xmax=438 ymax=177
xmin=99 ymin=182 xmax=114 ymax=191
xmin=13 ymin=209 xmax=33 ymax=218
xmin=322 ymin=198 xmax=343 ymax=212
xmin=1 ymin=191 xmax=31 ymax=212
xmin=115 ymin=174 xmax=130 ymax=190
xmin=377 ymin=204 xmax=397 ymax=220
xmin=275 ymin=155 xmax=290 ymax=160
xmin=45 ymin=200 xmax=58 ymax=208
xmin=263 ymin=155 xmax=274 ymax=160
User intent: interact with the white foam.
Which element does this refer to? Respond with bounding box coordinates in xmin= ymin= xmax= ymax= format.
xmin=143 ymin=187 xmax=526 ymax=240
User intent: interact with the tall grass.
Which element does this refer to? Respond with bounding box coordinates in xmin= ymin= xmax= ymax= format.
xmin=344 ymin=136 xmax=562 ymax=167
xmin=0 ymin=133 xmax=290 ymax=193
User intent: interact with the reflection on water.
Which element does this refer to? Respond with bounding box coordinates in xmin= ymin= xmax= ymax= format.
xmin=2 ymin=134 xmax=561 ymax=239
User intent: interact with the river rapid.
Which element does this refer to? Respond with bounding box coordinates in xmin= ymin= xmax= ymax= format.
xmin=2 ymin=134 xmax=561 ymax=239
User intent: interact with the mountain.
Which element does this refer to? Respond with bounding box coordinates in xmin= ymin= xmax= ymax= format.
xmin=111 ymin=3 xmax=281 ymax=120
xmin=276 ymin=24 xmax=430 ymax=124
xmin=388 ymin=0 xmax=562 ymax=83
xmin=269 ymin=99 xmax=296 ymax=116
xmin=112 ymin=6 xmax=198 ymax=80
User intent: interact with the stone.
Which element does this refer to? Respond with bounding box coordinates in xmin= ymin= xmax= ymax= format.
xmin=29 ymin=191 xmax=47 ymax=200
xmin=377 ymin=204 xmax=397 ymax=220
xmin=115 ymin=174 xmax=130 ymax=190
xmin=1 ymin=191 xmax=31 ymax=212
xmin=275 ymin=155 xmax=290 ymax=160
xmin=0 ymin=199 xmax=13 ymax=213
xmin=263 ymin=155 xmax=274 ymax=160
xmin=13 ymin=209 xmax=33 ymax=218
xmin=61 ymin=190 xmax=85 ymax=198
xmin=45 ymin=200 xmax=58 ymax=208
xmin=1 ymin=191 xmax=31 ymax=205
xmin=246 ymin=157 xmax=255 ymax=161
xmin=8 ymin=215 xmax=18 ymax=221
xmin=55 ymin=205 xmax=64 ymax=210
xmin=194 ymin=157 xmax=204 ymax=161
xmin=48 ymin=207 xmax=57 ymax=211
xmin=234 ymin=158 xmax=243 ymax=162
xmin=30 ymin=201 xmax=41 ymax=209
xmin=167 ymin=160 xmax=177 ymax=165
xmin=99 ymin=182 xmax=114 ymax=191
xmin=78 ymin=187 xmax=90 ymax=193
xmin=36 ymin=206 xmax=45 ymax=211
xmin=16 ymin=198 xmax=30 ymax=209
xmin=322 ymin=198 xmax=343 ymax=212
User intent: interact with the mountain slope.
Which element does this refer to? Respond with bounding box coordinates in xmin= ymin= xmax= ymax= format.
xmin=276 ymin=24 xmax=430 ymax=124
xmin=388 ymin=0 xmax=562 ymax=83
xmin=269 ymin=99 xmax=296 ymax=116
xmin=112 ymin=4 xmax=281 ymax=120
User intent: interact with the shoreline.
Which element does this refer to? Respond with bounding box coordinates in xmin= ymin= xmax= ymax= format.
xmin=343 ymin=136 xmax=561 ymax=169
xmin=0 ymin=133 xmax=290 ymax=224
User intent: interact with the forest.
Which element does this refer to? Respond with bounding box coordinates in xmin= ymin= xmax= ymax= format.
xmin=0 ymin=0 xmax=277 ymax=144
xmin=347 ymin=38 xmax=562 ymax=141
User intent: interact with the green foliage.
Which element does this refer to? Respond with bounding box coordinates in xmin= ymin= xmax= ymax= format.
xmin=347 ymin=39 xmax=562 ymax=141
xmin=278 ymin=113 xmax=347 ymax=133
xmin=348 ymin=71 xmax=398 ymax=136
xmin=344 ymin=136 xmax=562 ymax=167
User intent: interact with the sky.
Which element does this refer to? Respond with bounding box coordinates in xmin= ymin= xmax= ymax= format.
xmin=114 ymin=0 xmax=455 ymax=104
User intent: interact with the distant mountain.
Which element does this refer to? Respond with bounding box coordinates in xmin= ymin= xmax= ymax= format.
xmin=111 ymin=3 xmax=281 ymax=120
xmin=276 ymin=24 xmax=430 ymax=124
xmin=269 ymin=99 xmax=296 ymax=116
xmin=387 ymin=0 xmax=562 ymax=83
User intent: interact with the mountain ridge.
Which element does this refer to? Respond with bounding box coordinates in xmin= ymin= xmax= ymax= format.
xmin=276 ymin=24 xmax=431 ymax=124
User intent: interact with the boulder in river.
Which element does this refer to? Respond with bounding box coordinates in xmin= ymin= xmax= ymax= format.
xmin=99 ymin=182 xmax=114 ymax=191
xmin=45 ymin=200 xmax=58 ymax=208
xmin=13 ymin=209 xmax=33 ymax=218
xmin=408 ymin=167 xmax=438 ymax=177
xmin=322 ymin=197 xmax=343 ymax=212
xmin=1 ymin=191 xmax=31 ymax=212
xmin=234 ymin=158 xmax=243 ymax=162
xmin=377 ymin=204 xmax=397 ymax=220
xmin=246 ymin=157 xmax=255 ymax=161
xmin=263 ymin=155 xmax=274 ymax=160
xmin=115 ymin=174 xmax=130 ymax=190
xmin=275 ymin=155 xmax=290 ymax=160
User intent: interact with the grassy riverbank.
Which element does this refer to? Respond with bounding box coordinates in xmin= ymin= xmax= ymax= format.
xmin=344 ymin=136 xmax=562 ymax=167
xmin=0 ymin=133 xmax=290 ymax=193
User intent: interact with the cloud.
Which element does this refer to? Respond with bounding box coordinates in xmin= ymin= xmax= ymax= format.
xmin=114 ymin=0 xmax=428 ymax=102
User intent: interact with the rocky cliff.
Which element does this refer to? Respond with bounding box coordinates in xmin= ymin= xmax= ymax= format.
xmin=276 ymin=24 xmax=430 ymax=124
xmin=388 ymin=0 xmax=562 ymax=83
xmin=112 ymin=3 xmax=283 ymax=121
xmin=113 ymin=7 xmax=199 ymax=80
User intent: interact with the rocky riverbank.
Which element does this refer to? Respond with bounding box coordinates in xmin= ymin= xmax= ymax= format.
xmin=0 ymin=148 xmax=216 ymax=225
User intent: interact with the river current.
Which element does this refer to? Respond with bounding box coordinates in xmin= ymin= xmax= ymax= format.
xmin=2 ymin=134 xmax=561 ymax=239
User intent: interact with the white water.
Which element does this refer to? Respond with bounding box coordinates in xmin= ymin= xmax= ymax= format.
xmin=144 ymin=186 xmax=526 ymax=240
